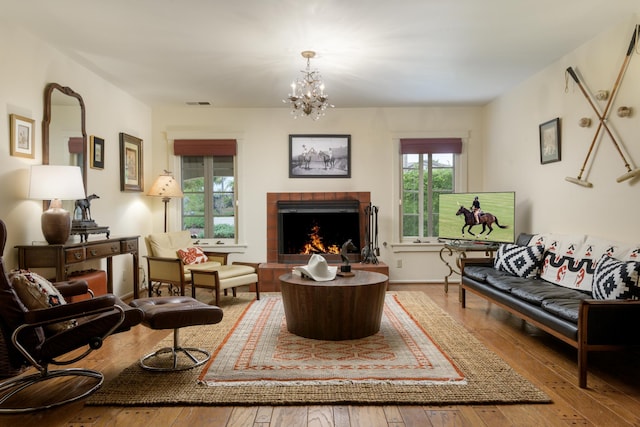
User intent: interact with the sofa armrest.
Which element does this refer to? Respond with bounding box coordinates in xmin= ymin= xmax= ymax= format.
xmin=576 ymin=298 xmax=640 ymax=387
xmin=24 ymin=295 xmax=119 ymax=325
xmin=579 ymin=299 xmax=640 ymax=345
xmin=460 ymin=257 xmax=493 ymax=273
xmin=145 ymin=255 xmax=182 ymax=263
xmin=202 ymin=252 xmax=260 ymax=269
xmin=145 ymin=255 xmax=185 ymax=282
xmin=54 ymin=280 xmax=91 ymax=298
xmin=202 ymin=251 xmax=230 ymax=265
xmin=232 ymin=261 xmax=260 ymax=270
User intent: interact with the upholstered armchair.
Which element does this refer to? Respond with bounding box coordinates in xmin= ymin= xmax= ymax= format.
xmin=0 ymin=219 xmax=144 ymax=413
xmin=145 ymin=230 xmax=260 ymax=303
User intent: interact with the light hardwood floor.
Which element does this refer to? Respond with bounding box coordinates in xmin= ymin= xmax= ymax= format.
xmin=3 ymin=283 xmax=640 ymax=426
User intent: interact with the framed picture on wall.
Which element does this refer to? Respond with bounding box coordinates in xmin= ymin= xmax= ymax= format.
xmin=9 ymin=114 xmax=35 ymax=159
xmin=289 ymin=134 xmax=351 ymax=178
xmin=119 ymin=132 xmax=143 ymax=191
xmin=90 ymin=135 xmax=105 ymax=169
xmin=539 ymin=117 xmax=561 ymax=164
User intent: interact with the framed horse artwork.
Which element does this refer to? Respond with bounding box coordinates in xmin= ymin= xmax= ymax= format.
xmin=289 ymin=134 xmax=351 ymax=178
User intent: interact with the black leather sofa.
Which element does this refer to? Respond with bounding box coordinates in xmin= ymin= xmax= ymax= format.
xmin=460 ymin=233 xmax=640 ymax=388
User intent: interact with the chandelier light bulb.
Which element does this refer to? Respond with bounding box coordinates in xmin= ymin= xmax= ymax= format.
xmin=283 ymin=50 xmax=334 ymax=120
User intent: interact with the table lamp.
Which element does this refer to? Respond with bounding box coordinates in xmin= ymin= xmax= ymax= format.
xmin=29 ymin=165 xmax=86 ymax=244
xmin=148 ymin=170 xmax=183 ymax=232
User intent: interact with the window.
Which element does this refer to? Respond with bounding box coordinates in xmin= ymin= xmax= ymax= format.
xmin=400 ymin=138 xmax=461 ymax=240
xmin=174 ymin=139 xmax=238 ymax=240
xmin=181 ymin=156 xmax=235 ymax=239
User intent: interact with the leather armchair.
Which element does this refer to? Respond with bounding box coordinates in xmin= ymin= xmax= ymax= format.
xmin=0 ymin=219 xmax=143 ymax=413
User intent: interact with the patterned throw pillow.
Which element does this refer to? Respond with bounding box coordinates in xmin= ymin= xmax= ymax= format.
xmin=9 ymin=270 xmax=75 ymax=332
xmin=539 ymin=251 xmax=599 ymax=292
xmin=592 ymin=255 xmax=640 ymax=300
xmin=537 ymin=235 xmax=639 ymax=292
xmin=177 ymin=247 xmax=209 ymax=265
xmin=494 ymin=244 xmax=545 ymax=279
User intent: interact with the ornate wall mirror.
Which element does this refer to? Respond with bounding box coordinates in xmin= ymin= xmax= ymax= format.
xmin=43 ymin=83 xmax=87 ymax=191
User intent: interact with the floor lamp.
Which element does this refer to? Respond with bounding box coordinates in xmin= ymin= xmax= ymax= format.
xmin=148 ymin=170 xmax=183 ymax=232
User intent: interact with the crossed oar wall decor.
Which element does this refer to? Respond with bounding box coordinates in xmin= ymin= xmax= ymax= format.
xmin=565 ymin=24 xmax=640 ymax=187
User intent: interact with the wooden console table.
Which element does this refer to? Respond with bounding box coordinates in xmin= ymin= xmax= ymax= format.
xmin=16 ymin=236 xmax=140 ymax=298
xmin=439 ymin=242 xmax=498 ymax=294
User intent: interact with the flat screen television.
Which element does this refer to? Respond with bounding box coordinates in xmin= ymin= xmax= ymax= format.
xmin=437 ymin=191 xmax=515 ymax=243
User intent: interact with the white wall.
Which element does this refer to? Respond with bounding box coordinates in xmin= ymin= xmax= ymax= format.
xmin=0 ymin=23 xmax=152 ymax=296
xmin=484 ymin=16 xmax=640 ymax=243
xmin=152 ymin=106 xmax=485 ymax=283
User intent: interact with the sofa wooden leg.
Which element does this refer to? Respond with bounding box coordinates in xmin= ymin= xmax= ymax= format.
xmin=255 ymin=282 xmax=260 ymax=300
xmin=460 ymin=288 xmax=466 ymax=308
xmin=578 ymin=301 xmax=589 ymax=388
xmin=578 ymin=346 xmax=588 ymax=388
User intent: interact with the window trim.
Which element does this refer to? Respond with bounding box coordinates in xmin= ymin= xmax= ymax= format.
xmin=174 ymin=139 xmax=237 ymax=156
xmin=400 ymin=152 xmax=456 ymax=241
xmin=180 ymin=154 xmax=237 ymax=243
xmin=166 ymin=132 xmax=244 ymax=245
xmin=393 ymin=134 xmax=468 ymax=244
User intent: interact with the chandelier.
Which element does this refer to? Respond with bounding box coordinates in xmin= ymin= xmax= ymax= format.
xmin=284 ymin=50 xmax=333 ymax=120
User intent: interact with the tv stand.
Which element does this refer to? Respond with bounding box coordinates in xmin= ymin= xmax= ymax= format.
xmin=439 ymin=242 xmax=498 ymax=296
xmin=445 ymin=240 xmax=500 ymax=250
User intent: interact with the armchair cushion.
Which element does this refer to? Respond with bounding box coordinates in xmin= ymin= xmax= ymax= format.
xmin=177 ymin=246 xmax=209 ymax=265
xmin=9 ymin=270 xmax=75 ymax=332
xmin=209 ymin=264 xmax=256 ymax=279
xmin=183 ymin=261 xmax=221 ymax=274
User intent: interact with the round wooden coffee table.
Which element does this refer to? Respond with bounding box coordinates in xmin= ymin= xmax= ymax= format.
xmin=279 ymin=270 xmax=388 ymax=340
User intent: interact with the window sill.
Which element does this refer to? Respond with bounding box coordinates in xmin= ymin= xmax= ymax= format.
xmin=193 ymin=242 xmax=248 ymax=253
xmin=389 ymin=241 xmax=444 ymax=253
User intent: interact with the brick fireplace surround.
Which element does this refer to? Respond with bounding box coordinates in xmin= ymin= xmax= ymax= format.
xmin=258 ymin=191 xmax=389 ymax=291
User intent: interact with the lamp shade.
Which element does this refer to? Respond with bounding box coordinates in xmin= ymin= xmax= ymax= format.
xmin=28 ymin=165 xmax=86 ymax=201
xmin=28 ymin=165 xmax=86 ymax=245
xmin=148 ymin=173 xmax=183 ymax=199
xmin=148 ymin=171 xmax=183 ymax=232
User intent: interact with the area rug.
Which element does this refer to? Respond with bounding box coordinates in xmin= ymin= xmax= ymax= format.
xmin=87 ymin=292 xmax=550 ymax=406
xmin=200 ymin=294 xmax=464 ymax=386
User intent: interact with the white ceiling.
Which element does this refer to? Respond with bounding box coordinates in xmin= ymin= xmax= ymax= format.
xmin=3 ymin=0 xmax=639 ymax=108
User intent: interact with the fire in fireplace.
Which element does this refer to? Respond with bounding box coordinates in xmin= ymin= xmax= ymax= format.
xmin=300 ymin=224 xmax=340 ymax=254
xmin=278 ymin=200 xmax=361 ymax=263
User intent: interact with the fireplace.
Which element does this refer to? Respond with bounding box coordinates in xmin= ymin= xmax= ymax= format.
xmin=278 ymin=200 xmax=361 ymax=264
xmin=266 ymin=192 xmax=371 ymax=264
xmin=261 ymin=192 xmax=387 ymax=291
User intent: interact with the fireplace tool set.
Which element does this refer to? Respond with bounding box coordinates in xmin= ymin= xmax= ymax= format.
xmin=361 ymin=203 xmax=379 ymax=264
